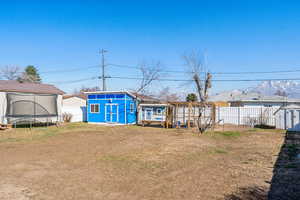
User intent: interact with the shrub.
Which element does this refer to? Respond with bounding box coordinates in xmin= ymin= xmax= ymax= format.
xmin=62 ymin=112 xmax=73 ymax=123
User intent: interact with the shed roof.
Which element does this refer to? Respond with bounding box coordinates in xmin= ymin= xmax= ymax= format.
xmin=274 ymin=104 xmax=300 ymax=115
xmin=0 ymin=80 xmax=65 ymax=95
xmin=84 ymin=90 xmax=138 ymax=99
xmin=278 ymin=104 xmax=300 ymax=110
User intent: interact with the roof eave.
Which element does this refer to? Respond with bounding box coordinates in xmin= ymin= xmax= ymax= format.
xmin=83 ymin=90 xmax=140 ymax=100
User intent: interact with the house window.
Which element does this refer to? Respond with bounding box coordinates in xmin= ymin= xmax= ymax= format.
xmin=130 ymin=103 xmax=134 ymax=113
xmin=156 ymin=108 xmax=162 ymax=115
xmin=90 ymin=104 xmax=100 ymax=113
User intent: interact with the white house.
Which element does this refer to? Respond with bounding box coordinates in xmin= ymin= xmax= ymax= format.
xmin=62 ymin=95 xmax=87 ymax=122
xmin=0 ymin=80 xmax=64 ymax=125
xmin=228 ymin=96 xmax=300 ymax=108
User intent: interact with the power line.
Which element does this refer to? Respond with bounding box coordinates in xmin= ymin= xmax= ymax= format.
xmin=108 ymin=76 xmax=300 ymax=82
xmin=48 ymin=75 xmax=300 ymax=86
xmin=35 ymin=63 xmax=300 ymax=75
xmin=39 ymin=65 xmax=99 ymax=74
xmin=107 ymin=63 xmax=300 ymax=75
xmin=50 ymin=76 xmax=98 ymax=85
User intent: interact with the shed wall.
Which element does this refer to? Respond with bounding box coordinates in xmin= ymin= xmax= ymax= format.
xmin=0 ymin=92 xmax=7 ymax=124
xmin=62 ymin=97 xmax=86 ymax=122
xmin=86 ymin=93 xmax=136 ymax=124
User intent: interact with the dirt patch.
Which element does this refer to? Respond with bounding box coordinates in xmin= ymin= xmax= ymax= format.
xmin=0 ymin=123 xmax=285 ymax=200
xmin=0 ymin=183 xmax=35 ymax=200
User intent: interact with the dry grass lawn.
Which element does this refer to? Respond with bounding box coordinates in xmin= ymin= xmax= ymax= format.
xmin=0 ymin=123 xmax=285 ymax=200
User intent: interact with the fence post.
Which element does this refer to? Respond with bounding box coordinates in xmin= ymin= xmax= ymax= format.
xmin=260 ymin=106 xmax=263 ymax=125
xmin=284 ymin=109 xmax=287 ymax=130
xmin=211 ymin=104 xmax=216 ymax=130
xmin=238 ymin=107 xmax=240 ymax=126
xmin=187 ymin=103 xmax=191 ymax=128
xmin=218 ymin=106 xmax=220 ymax=123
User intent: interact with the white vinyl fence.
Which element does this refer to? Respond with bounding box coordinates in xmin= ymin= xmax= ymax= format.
xmin=216 ymin=106 xmax=278 ymax=127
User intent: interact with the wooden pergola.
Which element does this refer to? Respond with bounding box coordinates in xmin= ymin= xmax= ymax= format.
xmin=166 ymin=101 xmax=216 ymax=129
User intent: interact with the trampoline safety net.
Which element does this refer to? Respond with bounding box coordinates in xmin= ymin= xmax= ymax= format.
xmin=6 ymin=93 xmax=58 ymax=124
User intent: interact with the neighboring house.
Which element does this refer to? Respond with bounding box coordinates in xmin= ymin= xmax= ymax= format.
xmin=62 ymin=95 xmax=87 ymax=122
xmin=226 ymin=94 xmax=300 ymax=108
xmin=210 ymin=91 xmax=300 ymax=108
xmin=0 ymin=80 xmax=64 ymax=125
xmin=229 ymin=97 xmax=300 ymax=108
xmin=135 ymin=93 xmax=169 ymax=126
xmin=138 ymin=104 xmax=168 ymax=126
xmin=85 ymin=91 xmax=138 ymax=124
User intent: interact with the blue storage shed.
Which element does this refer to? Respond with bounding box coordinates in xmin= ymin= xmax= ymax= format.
xmin=85 ymin=91 xmax=138 ymax=124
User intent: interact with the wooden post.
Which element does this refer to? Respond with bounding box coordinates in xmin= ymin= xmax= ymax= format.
xmin=183 ymin=105 xmax=186 ymax=127
xmin=193 ymin=105 xmax=196 ymax=124
xmin=211 ymin=104 xmax=216 ymax=131
xmin=175 ymin=104 xmax=179 ymax=128
xmin=165 ymin=106 xmax=168 ymax=129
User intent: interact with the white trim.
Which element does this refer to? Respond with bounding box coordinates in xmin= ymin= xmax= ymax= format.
xmin=86 ymin=100 xmax=89 ymax=122
xmin=130 ymin=103 xmax=134 ymax=113
xmin=125 ymin=95 xmax=127 ymax=124
xmin=145 ymin=108 xmax=153 ymax=120
xmin=139 ymin=103 xmax=168 ymax=107
xmin=105 ymin=103 xmax=119 ymax=123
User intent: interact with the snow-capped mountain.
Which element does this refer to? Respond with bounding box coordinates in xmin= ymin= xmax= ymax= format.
xmin=247 ymin=81 xmax=300 ymax=98
xmin=209 ymin=81 xmax=300 ymax=101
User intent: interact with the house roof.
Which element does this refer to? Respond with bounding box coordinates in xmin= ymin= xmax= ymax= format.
xmin=131 ymin=93 xmax=161 ymax=103
xmin=63 ymin=94 xmax=87 ymax=100
xmin=228 ymin=98 xmax=300 ymax=103
xmin=0 ymin=80 xmax=65 ymax=95
xmin=210 ymin=90 xmax=300 ymax=103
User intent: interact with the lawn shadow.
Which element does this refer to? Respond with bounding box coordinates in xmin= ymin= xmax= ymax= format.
xmin=224 ymin=186 xmax=268 ymax=200
xmin=267 ymin=131 xmax=300 ymax=200
xmin=224 ymin=131 xmax=300 ymax=200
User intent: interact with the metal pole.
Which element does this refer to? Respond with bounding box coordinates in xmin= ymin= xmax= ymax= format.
xmin=100 ymin=49 xmax=108 ymax=91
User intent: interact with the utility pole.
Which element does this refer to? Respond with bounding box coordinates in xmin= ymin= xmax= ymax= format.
xmin=100 ymin=49 xmax=108 ymax=91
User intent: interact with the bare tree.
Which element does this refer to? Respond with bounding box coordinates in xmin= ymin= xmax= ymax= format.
xmin=78 ymin=86 xmax=100 ymax=93
xmin=183 ymin=51 xmax=212 ymax=133
xmin=157 ymin=87 xmax=181 ymax=102
xmin=132 ymin=61 xmax=161 ymax=124
xmin=135 ymin=61 xmax=161 ymax=94
xmin=0 ymin=65 xmax=21 ymax=80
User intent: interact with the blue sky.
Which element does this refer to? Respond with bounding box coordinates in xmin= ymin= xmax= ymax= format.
xmin=1 ymin=0 xmax=300 ymax=95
